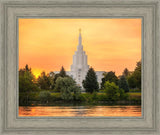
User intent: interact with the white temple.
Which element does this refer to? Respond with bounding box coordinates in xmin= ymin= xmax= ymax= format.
xmin=54 ymin=29 xmax=105 ymax=89
xmin=70 ymin=29 xmax=90 ymax=86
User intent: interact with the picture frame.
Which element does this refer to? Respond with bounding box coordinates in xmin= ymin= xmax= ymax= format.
xmin=0 ymin=0 xmax=159 ymax=135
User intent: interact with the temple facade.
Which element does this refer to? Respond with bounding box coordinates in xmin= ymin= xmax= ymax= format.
xmin=70 ymin=29 xmax=105 ymax=87
xmin=70 ymin=29 xmax=90 ymax=86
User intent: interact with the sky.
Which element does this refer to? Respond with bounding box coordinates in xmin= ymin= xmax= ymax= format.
xmin=19 ymin=18 xmax=141 ymax=78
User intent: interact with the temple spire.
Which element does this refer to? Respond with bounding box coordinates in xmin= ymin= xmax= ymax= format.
xmin=79 ymin=28 xmax=82 ymax=45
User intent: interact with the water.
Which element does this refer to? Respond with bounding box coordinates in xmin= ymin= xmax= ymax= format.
xmin=19 ymin=105 xmax=141 ymax=117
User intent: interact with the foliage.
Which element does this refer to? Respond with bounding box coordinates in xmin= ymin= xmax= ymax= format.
xmin=133 ymin=61 xmax=141 ymax=89
xmin=119 ymin=89 xmax=129 ymax=100
xmin=127 ymin=75 xmax=137 ymax=88
xmin=59 ymin=66 xmax=67 ymax=77
xmin=122 ymin=68 xmax=130 ymax=77
xmin=104 ymin=81 xmax=128 ymax=101
xmin=55 ymin=77 xmax=81 ymax=101
xmin=118 ymin=75 xmax=129 ymax=93
xmin=50 ymin=93 xmax=61 ymax=101
xmin=53 ymin=66 xmax=68 ymax=90
xmin=19 ymin=64 xmax=39 ymax=105
xmin=127 ymin=61 xmax=141 ymax=89
xmin=104 ymin=81 xmax=120 ymax=101
xmin=37 ymin=72 xmax=53 ymax=90
xmin=39 ymin=91 xmax=51 ymax=103
xmin=82 ymin=67 xmax=99 ymax=93
xmin=129 ymin=88 xmax=141 ymax=92
xmin=101 ymin=71 xmax=118 ymax=89
xmin=73 ymin=86 xmax=81 ymax=100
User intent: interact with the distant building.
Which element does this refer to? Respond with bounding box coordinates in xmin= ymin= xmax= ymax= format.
xmin=53 ymin=29 xmax=105 ymax=88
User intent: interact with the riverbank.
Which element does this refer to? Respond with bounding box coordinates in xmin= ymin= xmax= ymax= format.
xmin=19 ymin=92 xmax=141 ymax=106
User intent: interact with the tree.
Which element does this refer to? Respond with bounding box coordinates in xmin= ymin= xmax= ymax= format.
xmin=101 ymin=71 xmax=118 ymax=89
xmin=55 ymin=77 xmax=81 ymax=101
xmin=19 ymin=64 xmax=39 ymax=105
xmin=104 ymin=81 xmax=120 ymax=101
xmin=104 ymin=81 xmax=128 ymax=101
xmin=133 ymin=61 xmax=141 ymax=89
xmin=82 ymin=67 xmax=99 ymax=93
xmin=49 ymin=72 xmax=55 ymax=89
xmin=127 ymin=61 xmax=141 ymax=89
xmin=37 ymin=72 xmax=52 ymax=90
xmin=118 ymin=75 xmax=129 ymax=93
xmin=127 ymin=75 xmax=136 ymax=88
xmin=53 ymin=66 xmax=68 ymax=89
xmin=19 ymin=65 xmax=38 ymax=93
xmin=59 ymin=66 xmax=67 ymax=77
xmin=39 ymin=91 xmax=51 ymax=103
xmin=123 ymin=68 xmax=130 ymax=77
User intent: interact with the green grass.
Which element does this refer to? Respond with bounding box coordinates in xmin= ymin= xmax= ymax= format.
xmin=128 ymin=92 xmax=141 ymax=100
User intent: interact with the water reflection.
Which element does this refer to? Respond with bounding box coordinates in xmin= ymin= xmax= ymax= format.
xmin=19 ymin=105 xmax=141 ymax=117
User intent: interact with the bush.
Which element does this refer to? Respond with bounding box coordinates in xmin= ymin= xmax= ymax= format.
xmin=104 ymin=81 xmax=129 ymax=101
xmin=50 ymin=93 xmax=61 ymax=101
xmin=97 ymin=94 xmax=108 ymax=101
xmin=104 ymin=81 xmax=120 ymax=101
xmin=55 ymin=77 xmax=81 ymax=101
xmin=79 ymin=93 xmax=93 ymax=102
xmin=39 ymin=91 xmax=51 ymax=103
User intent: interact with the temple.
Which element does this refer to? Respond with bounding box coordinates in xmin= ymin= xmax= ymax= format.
xmin=70 ymin=29 xmax=90 ymax=86
xmin=53 ymin=29 xmax=105 ymax=89
xmin=70 ymin=29 xmax=104 ymax=88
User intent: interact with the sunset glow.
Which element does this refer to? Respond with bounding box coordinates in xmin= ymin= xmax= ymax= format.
xmin=19 ymin=19 xmax=141 ymax=76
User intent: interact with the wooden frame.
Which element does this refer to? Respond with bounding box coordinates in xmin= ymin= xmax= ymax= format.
xmin=0 ymin=0 xmax=159 ymax=134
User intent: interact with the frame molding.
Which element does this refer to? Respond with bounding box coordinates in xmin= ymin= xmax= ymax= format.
xmin=0 ymin=0 xmax=159 ymax=135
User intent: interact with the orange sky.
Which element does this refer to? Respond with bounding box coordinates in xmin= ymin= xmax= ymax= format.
xmin=19 ymin=19 xmax=141 ymax=78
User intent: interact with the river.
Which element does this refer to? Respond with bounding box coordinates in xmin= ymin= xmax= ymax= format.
xmin=19 ymin=105 xmax=141 ymax=117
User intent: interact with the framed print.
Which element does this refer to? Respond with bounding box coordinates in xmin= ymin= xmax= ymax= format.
xmin=18 ymin=18 xmax=142 ymax=117
xmin=0 ymin=0 xmax=160 ymax=135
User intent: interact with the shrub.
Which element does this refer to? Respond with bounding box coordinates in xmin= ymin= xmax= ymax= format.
xmin=104 ymin=81 xmax=129 ymax=101
xmin=39 ymin=91 xmax=51 ymax=103
xmin=104 ymin=81 xmax=120 ymax=101
xmin=55 ymin=77 xmax=81 ymax=101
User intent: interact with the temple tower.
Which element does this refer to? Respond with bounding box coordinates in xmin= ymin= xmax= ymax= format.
xmin=70 ymin=29 xmax=89 ymax=87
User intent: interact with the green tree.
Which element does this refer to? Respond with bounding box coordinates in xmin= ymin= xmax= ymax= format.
xmin=104 ymin=81 xmax=128 ymax=101
xmin=101 ymin=71 xmax=118 ymax=89
xmin=55 ymin=77 xmax=81 ymax=101
xmin=127 ymin=75 xmax=136 ymax=88
xmin=127 ymin=61 xmax=141 ymax=89
xmin=39 ymin=91 xmax=51 ymax=103
xmin=118 ymin=75 xmax=129 ymax=93
xmin=37 ymin=72 xmax=52 ymax=90
xmin=59 ymin=66 xmax=67 ymax=77
xmin=133 ymin=61 xmax=141 ymax=89
xmin=53 ymin=66 xmax=68 ymax=89
xmin=19 ymin=64 xmax=39 ymax=105
xmin=123 ymin=68 xmax=130 ymax=77
xmin=104 ymin=81 xmax=120 ymax=101
xmin=49 ymin=71 xmax=55 ymax=89
xmin=82 ymin=67 xmax=99 ymax=93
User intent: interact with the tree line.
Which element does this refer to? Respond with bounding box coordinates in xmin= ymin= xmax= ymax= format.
xmin=82 ymin=61 xmax=141 ymax=93
xmin=19 ymin=61 xmax=141 ymax=105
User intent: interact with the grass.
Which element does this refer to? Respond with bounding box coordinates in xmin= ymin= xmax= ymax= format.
xmin=128 ymin=92 xmax=141 ymax=100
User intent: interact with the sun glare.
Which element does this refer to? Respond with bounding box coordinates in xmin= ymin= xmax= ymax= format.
xmin=32 ymin=69 xmax=42 ymax=78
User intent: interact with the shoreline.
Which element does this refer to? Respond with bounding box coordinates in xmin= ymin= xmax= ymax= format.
xmin=19 ymin=100 xmax=141 ymax=106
